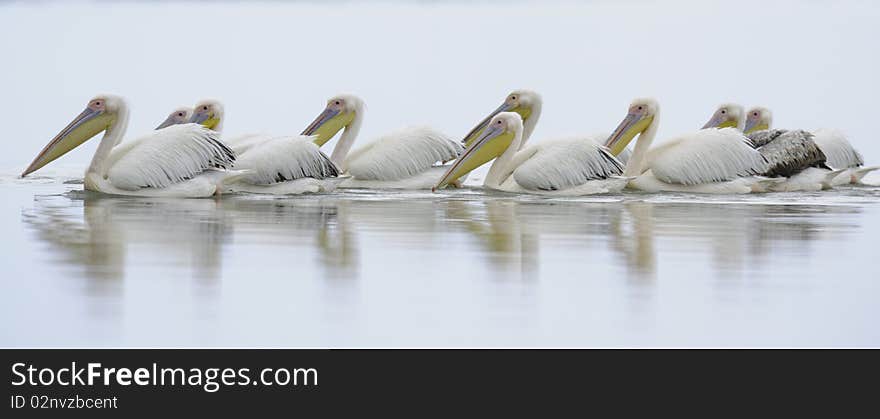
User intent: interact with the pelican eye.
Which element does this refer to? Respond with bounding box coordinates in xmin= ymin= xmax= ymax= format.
xmin=202 ymin=106 xmax=209 ymax=111
xmin=721 ymin=109 xmax=727 ymax=114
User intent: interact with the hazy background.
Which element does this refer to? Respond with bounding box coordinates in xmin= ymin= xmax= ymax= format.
xmin=1 ymin=1 xmax=879 ymax=348
xmin=1 ymin=0 xmax=878 ymax=176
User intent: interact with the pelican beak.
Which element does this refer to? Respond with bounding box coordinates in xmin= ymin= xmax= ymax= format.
xmin=433 ymin=122 xmax=513 ymax=191
xmin=188 ymin=110 xmax=219 ymax=130
xmin=21 ymin=107 xmax=113 ymax=177
xmin=301 ymin=107 xmax=354 ymax=146
xmin=604 ymin=113 xmax=653 ymax=156
xmin=155 ymin=115 xmax=178 ymax=130
xmin=702 ymin=113 xmax=724 ymax=129
xmin=743 ymin=118 xmax=767 ymax=134
xmin=460 ymin=102 xmax=514 ymax=148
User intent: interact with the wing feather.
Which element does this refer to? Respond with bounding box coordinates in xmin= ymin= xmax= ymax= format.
xmin=748 ymin=129 xmax=828 ymax=177
xmin=346 ymin=127 xmax=462 ymax=181
xmin=107 ymin=124 xmax=235 ymax=190
xmin=234 ymin=135 xmax=339 ymax=185
xmin=812 ymin=128 xmax=863 ymax=169
xmin=513 ymin=137 xmax=624 ymax=191
xmin=650 ymin=127 xmax=768 ymax=185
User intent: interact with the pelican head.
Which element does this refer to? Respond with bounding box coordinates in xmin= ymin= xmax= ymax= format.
xmin=188 ymin=99 xmax=224 ymax=131
xmin=702 ymin=103 xmax=744 ymax=130
xmin=433 ymin=112 xmax=523 ymax=191
xmin=604 ymin=98 xmax=659 ymax=156
xmin=156 ymin=107 xmax=193 ymax=130
xmin=21 ymin=94 xmax=125 ymax=177
xmin=301 ymin=94 xmax=364 ymax=146
xmin=461 ymin=89 xmax=542 ymax=148
xmin=744 ymin=107 xmax=772 ymax=134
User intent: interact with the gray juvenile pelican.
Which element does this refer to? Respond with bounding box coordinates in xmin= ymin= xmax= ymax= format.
xmin=744 ymin=107 xmax=877 ymax=186
xmin=21 ymin=94 xmax=239 ymax=197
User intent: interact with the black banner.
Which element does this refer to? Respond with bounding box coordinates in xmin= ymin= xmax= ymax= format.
xmin=2 ymin=349 xmax=876 ymax=416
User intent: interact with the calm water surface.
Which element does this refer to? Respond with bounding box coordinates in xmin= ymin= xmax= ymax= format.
xmin=2 ymin=174 xmax=879 ymax=347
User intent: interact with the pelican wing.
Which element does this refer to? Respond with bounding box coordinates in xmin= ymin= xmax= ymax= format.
xmin=234 ymin=135 xmax=339 ymax=185
xmin=812 ymin=128 xmax=863 ymax=168
xmin=750 ymin=130 xmax=828 ymax=177
xmin=746 ymin=129 xmax=786 ymax=148
xmin=346 ymin=126 xmax=463 ymax=181
xmin=107 ymin=124 xmax=235 ymax=190
xmin=650 ymin=127 xmax=768 ymax=185
xmin=513 ymin=137 xmax=624 ymax=191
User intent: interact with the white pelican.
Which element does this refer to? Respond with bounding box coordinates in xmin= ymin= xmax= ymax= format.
xmin=433 ymin=112 xmax=629 ymax=195
xmin=605 ymin=98 xmax=775 ymax=194
xmin=300 ymin=94 xmax=464 ymax=189
xmin=456 ymin=89 xmax=635 ymax=169
xmin=188 ymin=99 xmax=342 ymax=195
xmin=745 ymin=107 xmax=877 ymax=185
xmin=20 ymin=95 xmax=240 ymax=197
xmin=703 ymin=104 xmax=837 ymax=191
xmin=155 ymin=106 xmax=193 ymax=130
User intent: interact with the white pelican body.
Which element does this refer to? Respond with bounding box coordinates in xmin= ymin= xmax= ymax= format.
xmin=434 ymin=113 xmax=630 ymax=195
xmin=812 ymin=128 xmax=878 ymax=185
xmin=338 ymin=126 xmax=463 ymax=189
xmin=21 ymin=95 xmax=240 ymax=198
xmin=604 ymin=100 xmax=775 ymax=194
xmin=223 ymin=134 xmax=343 ymax=194
xmin=489 ymin=137 xmax=630 ymax=195
xmin=187 ymin=100 xmax=342 ymax=195
xmin=301 ymin=94 xmax=464 ymax=189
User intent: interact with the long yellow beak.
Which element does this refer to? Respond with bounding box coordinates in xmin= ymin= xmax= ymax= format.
xmin=702 ymin=113 xmax=738 ymax=130
xmin=604 ymin=113 xmax=653 ymax=156
xmin=434 ymin=123 xmax=514 ymax=191
xmin=188 ymin=110 xmax=219 ymax=130
xmin=21 ymin=107 xmax=113 ymax=177
xmin=302 ymin=107 xmax=355 ymax=146
xmin=461 ymin=103 xmax=533 ymax=149
xmin=743 ymin=119 xmax=768 ymax=134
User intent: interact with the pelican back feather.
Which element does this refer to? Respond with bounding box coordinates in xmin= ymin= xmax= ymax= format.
xmin=107 ymin=124 xmax=235 ymax=190
xmin=234 ymin=135 xmax=339 ymax=185
xmin=346 ymin=126 xmax=462 ymax=181
xmin=812 ymin=128 xmax=863 ymax=169
xmin=749 ymin=129 xmax=829 ymax=177
xmin=650 ymin=127 xmax=768 ymax=185
xmin=513 ymin=137 xmax=624 ymax=191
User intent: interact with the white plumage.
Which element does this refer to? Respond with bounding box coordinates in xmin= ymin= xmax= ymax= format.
xmin=224 ymin=133 xmax=270 ymax=155
xmin=107 ymin=124 xmax=235 ymax=190
xmin=435 ymin=112 xmax=631 ymax=196
xmin=811 ymin=128 xmax=863 ymax=169
xmin=345 ymin=126 xmax=462 ymax=181
xmin=649 ymin=127 xmax=768 ymax=185
xmin=512 ymin=137 xmax=624 ymax=191
xmin=231 ymin=135 xmax=339 ymax=185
